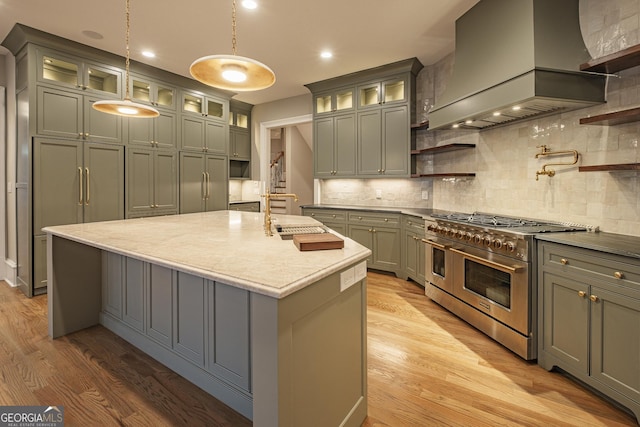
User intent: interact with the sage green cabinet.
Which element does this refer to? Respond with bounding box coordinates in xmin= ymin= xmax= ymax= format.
xmin=348 ymin=212 xmax=401 ymax=274
xmin=301 ymin=207 xmax=347 ymax=235
xmin=229 ymin=100 xmax=252 ymax=179
xmin=174 ymin=272 xmax=207 ymax=365
xmin=539 ymin=241 xmax=640 ymax=422
xmin=126 ymin=148 xmax=178 ymax=217
xmin=123 ymin=257 xmax=146 ymax=332
xmin=314 ymin=86 xmax=354 ymax=115
xmin=314 ymin=114 xmax=356 ymax=177
xmin=127 ymin=111 xmax=177 ymax=149
xmin=130 ymin=75 xmax=176 ymax=110
xmin=229 ymin=201 xmax=260 ymax=212
xmin=357 ymin=76 xmax=407 ymax=109
xmin=182 ymin=90 xmax=226 ymax=122
xmin=180 ymin=115 xmax=227 ymax=154
xmin=357 ymin=105 xmax=410 ymax=176
xmin=37 ymin=48 xmax=122 ymax=97
xmin=37 ymin=85 xmax=123 ymax=143
xmin=402 ymin=215 xmax=425 ymax=284
xmin=179 ymin=152 xmax=228 ymax=214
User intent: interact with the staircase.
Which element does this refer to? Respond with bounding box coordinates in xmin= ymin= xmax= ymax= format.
xmin=270 ymin=151 xmax=288 ymax=215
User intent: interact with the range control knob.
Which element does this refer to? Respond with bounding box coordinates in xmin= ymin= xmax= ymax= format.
xmin=483 ymin=236 xmax=493 ymax=247
xmin=465 ymin=232 xmax=473 ymax=241
xmin=448 ymin=228 xmax=457 ymax=237
xmin=493 ymin=239 xmax=503 ymax=249
xmin=506 ymin=241 xmax=516 ymax=252
xmin=427 ymin=224 xmax=437 ymax=232
xmin=457 ymin=230 xmax=465 ymax=239
xmin=473 ymin=234 xmax=482 ymax=244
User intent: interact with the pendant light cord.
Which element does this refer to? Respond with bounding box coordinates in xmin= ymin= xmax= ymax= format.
xmin=231 ymin=0 xmax=237 ymax=55
xmin=124 ymin=0 xmax=132 ymax=99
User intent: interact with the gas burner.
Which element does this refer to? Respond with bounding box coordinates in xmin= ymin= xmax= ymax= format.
xmin=468 ymin=215 xmax=540 ymax=228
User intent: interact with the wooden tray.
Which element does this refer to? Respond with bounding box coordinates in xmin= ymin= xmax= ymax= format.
xmin=293 ymin=233 xmax=344 ymax=251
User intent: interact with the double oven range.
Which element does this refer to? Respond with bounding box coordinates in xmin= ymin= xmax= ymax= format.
xmin=423 ymin=212 xmax=586 ymax=360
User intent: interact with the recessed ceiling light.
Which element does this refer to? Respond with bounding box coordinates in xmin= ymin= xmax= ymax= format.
xmin=320 ymin=51 xmax=333 ymax=59
xmin=493 ymin=111 xmax=501 ymax=116
xmin=512 ymin=105 xmax=521 ymax=111
xmin=242 ymin=0 xmax=257 ymax=9
xmin=142 ymin=51 xmax=156 ymax=58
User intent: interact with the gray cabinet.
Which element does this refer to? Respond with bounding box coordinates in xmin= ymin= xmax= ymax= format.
xmin=174 ymin=272 xmax=206 ymax=365
xmin=179 ymin=152 xmax=228 ymax=214
xmin=402 ymin=215 xmax=425 ymax=284
xmin=128 ymin=111 xmax=177 ymax=149
xmin=230 ymin=201 xmax=260 ymax=212
xmin=182 ymin=90 xmax=227 ymax=122
xmin=357 ymin=105 xmax=410 ymax=176
xmin=539 ymin=242 xmax=640 ymax=421
xmin=37 ymin=85 xmax=123 ymax=144
xmin=130 ymin=74 xmax=176 ymax=110
xmin=126 ymin=148 xmax=178 ymax=217
xmin=180 ymin=115 xmax=227 ymax=154
xmin=229 ymin=100 xmax=252 ymax=179
xmin=301 ymin=207 xmax=347 ymax=235
xmin=348 ymin=212 xmax=401 ymax=274
xmin=314 ymin=113 xmax=356 ymax=177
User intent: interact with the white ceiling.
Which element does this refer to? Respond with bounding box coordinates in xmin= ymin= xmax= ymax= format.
xmin=0 ymin=0 xmax=479 ymax=106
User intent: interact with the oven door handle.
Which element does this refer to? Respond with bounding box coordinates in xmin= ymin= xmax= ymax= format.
xmin=449 ymin=248 xmax=524 ymax=273
xmin=421 ymin=238 xmax=448 ymax=249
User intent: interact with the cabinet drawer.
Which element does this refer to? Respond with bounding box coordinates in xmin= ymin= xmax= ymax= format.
xmin=304 ymin=209 xmax=347 ymax=223
xmin=403 ymin=215 xmax=425 ymax=234
xmin=541 ymin=243 xmax=640 ymax=290
xmin=349 ymin=212 xmax=400 ymax=226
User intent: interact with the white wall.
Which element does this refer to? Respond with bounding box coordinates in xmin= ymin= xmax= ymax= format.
xmin=287 ymin=125 xmax=313 ymax=214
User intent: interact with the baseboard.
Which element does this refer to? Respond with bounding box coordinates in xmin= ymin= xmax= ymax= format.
xmin=3 ymin=259 xmax=17 ymax=287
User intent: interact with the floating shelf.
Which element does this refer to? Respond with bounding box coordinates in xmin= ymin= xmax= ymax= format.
xmin=580 ymin=44 xmax=640 ymax=74
xmin=411 ymin=173 xmax=476 ymax=178
xmin=580 ymin=107 xmax=640 ymax=126
xmin=411 ymin=143 xmax=475 ymax=155
xmin=579 ymin=163 xmax=640 ymax=172
xmin=410 ymin=120 xmax=429 ymax=130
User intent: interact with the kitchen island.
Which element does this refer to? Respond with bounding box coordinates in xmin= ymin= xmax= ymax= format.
xmin=43 ymin=211 xmax=371 ymax=427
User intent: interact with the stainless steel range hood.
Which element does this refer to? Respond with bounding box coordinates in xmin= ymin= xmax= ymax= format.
xmin=428 ymin=0 xmax=606 ymax=130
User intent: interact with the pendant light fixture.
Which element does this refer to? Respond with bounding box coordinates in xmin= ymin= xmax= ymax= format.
xmin=189 ymin=0 xmax=275 ymax=91
xmin=93 ymin=0 xmax=159 ymax=118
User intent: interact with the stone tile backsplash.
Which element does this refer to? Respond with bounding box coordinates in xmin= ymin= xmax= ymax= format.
xmin=320 ymin=0 xmax=640 ymax=237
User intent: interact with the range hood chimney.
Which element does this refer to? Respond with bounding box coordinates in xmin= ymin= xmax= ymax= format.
xmin=428 ymin=0 xmax=606 ymax=130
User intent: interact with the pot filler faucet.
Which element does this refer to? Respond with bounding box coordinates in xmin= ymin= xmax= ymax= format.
xmin=261 ymin=190 xmax=298 ymax=236
xmin=535 ymin=145 xmax=579 ymax=180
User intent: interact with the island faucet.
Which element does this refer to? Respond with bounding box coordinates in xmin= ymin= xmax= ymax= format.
xmin=261 ymin=190 xmax=298 ymax=236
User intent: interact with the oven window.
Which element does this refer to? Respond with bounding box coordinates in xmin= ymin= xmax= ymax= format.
xmin=432 ymin=247 xmax=445 ymax=278
xmin=464 ymin=259 xmax=511 ymax=309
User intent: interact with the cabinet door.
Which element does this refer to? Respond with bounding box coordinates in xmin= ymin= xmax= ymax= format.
xmin=173 ymin=272 xmax=206 ymax=365
xmin=179 ymin=152 xmax=206 ymax=214
xmin=127 ymin=115 xmax=154 ymax=146
xmin=590 ymin=286 xmax=640 ymax=403
xmin=36 ymin=86 xmax=83 ymax=139
xmin=231 ymin=129 xmax=250 ymax=160
xmin=335 ymin=114 xmax=356 ymax=176
xmin=181 ymin=116 xmax=206 ymax=151
xmin=314 ymin=116 xmax=335 ymax=177
xmin=154 ymin=112 xmax=177 ymax=149
xmin=102 ymin=252 xmax=124 ymax=319
xmin=154 ymin=150 xmax=178 ymax=212
xmin=541 ymin=272 xmax=589 ymax=374
xmin=357 ymin=109 xmax=382 ymax=175
xmin=382 ymin=105 xmax=409 ymax=176
xmin=205 ymin=155 xmax=229 ymax=212
xmin=348 ymin=225 xmax=374 ymax=265
xmin=83 ymin=142 xmax=124 ymax=223
xmin=126 ymin=148 xmax=154 ymax=214
xmin=372 ymin=227 xmax=401 ymax=271
xmin=404 ymin=230 xmax=419 ymax=280
xmin=124 ymin=258 xmax=146 ymax=332
xmin=207 ymin=281 xmax=251 ymax=391
xmin=33 ymin=139 xmax=83 ymax=233
xmin=146 ymin=264 xmax=175 ymax=348
xmin=206 ymin=121 xmax=227 ymax=154
xmin=84 ymin=96 xmax=123 ymax=144
xmin=33 ymin=235 xmax=48 ymax=292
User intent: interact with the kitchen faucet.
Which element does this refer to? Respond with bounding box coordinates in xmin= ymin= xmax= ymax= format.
xmin=261 ymin=189 xmax=298 ymax=236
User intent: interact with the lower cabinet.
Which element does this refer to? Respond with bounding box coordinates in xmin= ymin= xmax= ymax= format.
xmin=126 ymin=147 xmax=178 ymax=217
xmin=538 ymin=242 xmax=640 ymax=422
xmin=179 ymin=152 xmax=228 ymax=214
xmin=402 ymin=215 xmax=425 ymax=284
xmin=101 ymin=253 xmax=251 ymax=393
xmin=229 ymin=201 xmax=260 ymax=212
xmin=347 ymin=212 xmax=401 ymax=275
xmin=301 ymin=208 xmax=347 ymax=235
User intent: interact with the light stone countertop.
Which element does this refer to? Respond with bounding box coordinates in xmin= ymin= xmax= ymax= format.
xmin=43 ymin=211 xmax=371 ymax=299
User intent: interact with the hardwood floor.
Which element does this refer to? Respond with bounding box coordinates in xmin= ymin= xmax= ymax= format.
xmin=0 ymin=274 xmax=636 ymax=426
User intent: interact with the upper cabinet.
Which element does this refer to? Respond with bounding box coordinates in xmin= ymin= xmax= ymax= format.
xmin=228 ymin=100 xmax=253 ymax=179
xmin=181 ymin=90 xmax=227 ymax=122
xmin=130 ymin=75 xmax=176 ymax=110
xmin=305 ymin=58 xmax=423 ymax=179
xmin=37 ymin=48 xmax=123 ymax=97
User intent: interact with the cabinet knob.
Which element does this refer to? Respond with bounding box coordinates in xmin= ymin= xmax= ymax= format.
xmin=310 ymin=213 xmax=315 ymax=217
xmin=368 ymin=228 xmax=373 ymax=233
xmin=358 ymin=216 xmax=362 ymax=220
xmin=578 ymin=291 xmax=586 ymax=298
xmin=84 ymin=133 xmax=89 ymax=138
xmin=331 ymin=214 xmax=336 ymax=218
xmin=614 ymin=271 xmax=624 ymax=279
xmin=384 ymin=218 xmax=389 ymax=222
xmin=78 ymin=133 xmax=83 ymax=138
xmin=589 ymin=295 xmax=599 ymax=303
xmin=560 ymin=258 xmax=568 ymax=265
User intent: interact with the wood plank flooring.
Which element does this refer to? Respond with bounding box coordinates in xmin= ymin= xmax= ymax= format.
xmin=0 ymin=273 xmax=637 ymax=426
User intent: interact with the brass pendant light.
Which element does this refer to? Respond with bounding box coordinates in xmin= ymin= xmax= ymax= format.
xmin=189 ymin=0 xmax=275 ymax=92
xmin=93 ymin=0 xmax=159 ymax=118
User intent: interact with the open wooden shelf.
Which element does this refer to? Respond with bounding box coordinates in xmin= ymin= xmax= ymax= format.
xmin=411 ymin=173 xmax=476 ymax=178
xmin=580 ymin=44 xmax=640 ymax=74
xmin=579 ymin=163 xmax=640 ymax=172
xmin=580 ymin=107 xmax=640 ymax=126
xmin=410 ymin=120 xmax=429 ymax=130
xmin=411 ymin=143 xmax=475 ymax=155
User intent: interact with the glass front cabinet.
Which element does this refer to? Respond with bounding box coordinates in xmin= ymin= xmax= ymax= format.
xmin=314 ymin=86 xmax=354 ymax=115
xmin=358 ymin=76 xmax=407 ymax=109
xmin=130 ymin=75 xmax=176 ymax=110
xmin=182 ymin=91 xmax=227 ymax=122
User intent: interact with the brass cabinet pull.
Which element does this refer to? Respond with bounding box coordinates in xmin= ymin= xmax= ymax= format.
xmin=205 ymin=172 xmax=211 ymax=199
xmin=85 ymin=167 xmax=90 ymax=205
xmin=422 ymin=239 xmax=446 ymax=250
xmin=578 ymin=291 xmax=586 ymax=298
xmin=589 ymin=295 xmax=599 ymax=303
xmin=78 ymin=167 xmax=83 ymax=205
xmin=450 ymin=247 xmax=524 ymax=273
xmin=614 ymin=271 xmax=624 ymax=279
xmin=202 ymin=172 xmax=207 ymax=200
xmin=560 ymin=258 xmax=568 ymax=265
